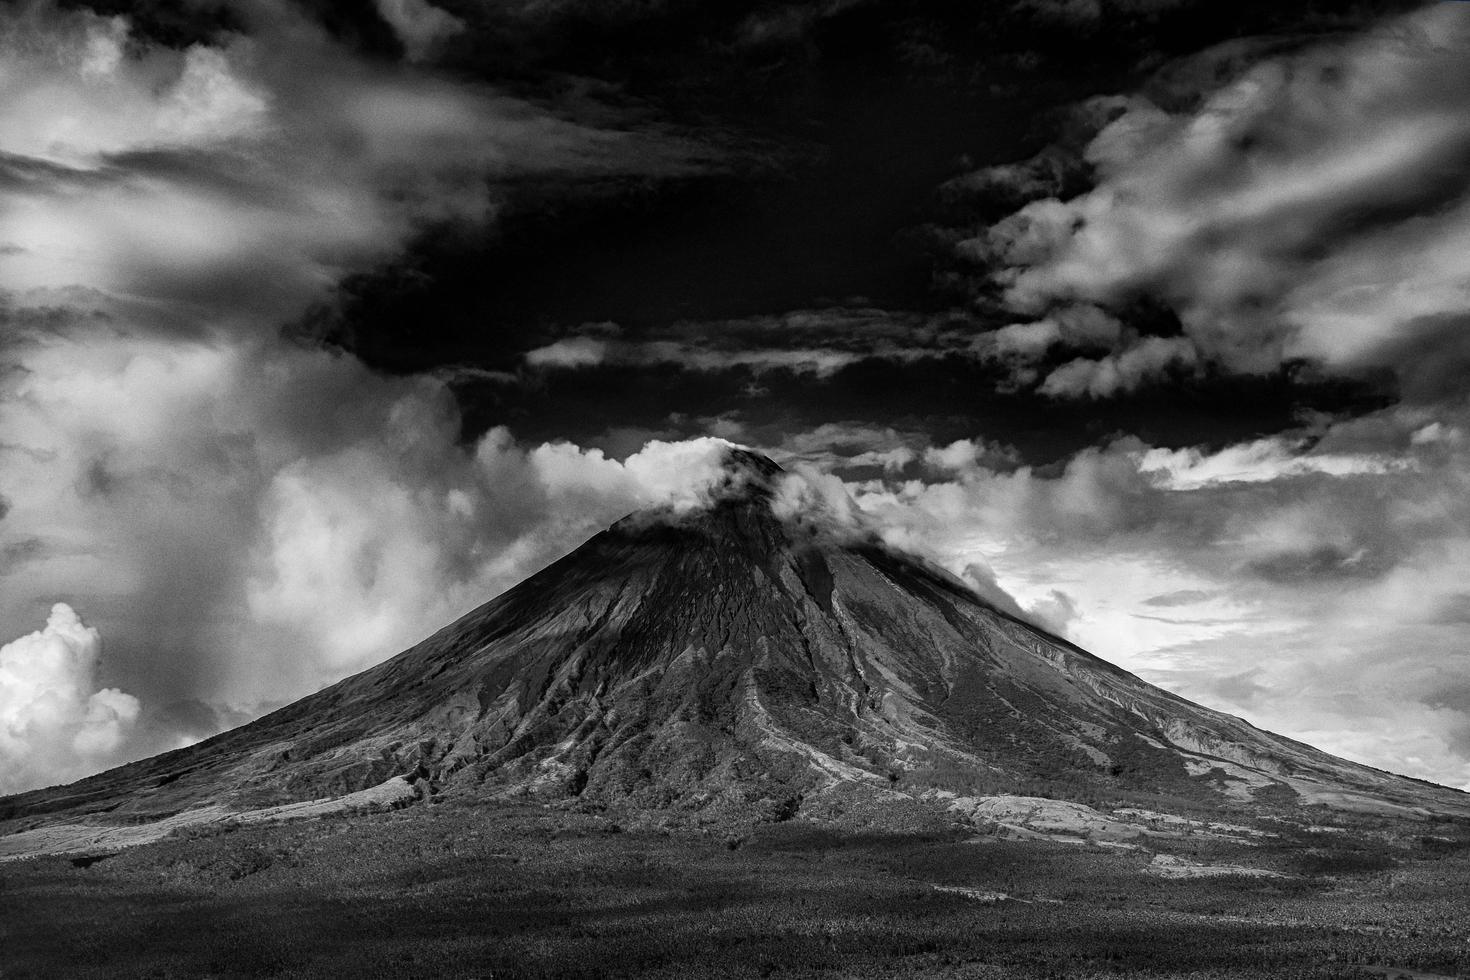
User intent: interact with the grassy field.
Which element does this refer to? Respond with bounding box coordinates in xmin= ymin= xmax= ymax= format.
xmin=3 ymin=801 xmax=1469 ymax=979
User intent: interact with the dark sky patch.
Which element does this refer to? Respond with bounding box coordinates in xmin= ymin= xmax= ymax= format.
xmin=273 ymin=0 xmax=1420 ymax=465
xmin=60 ymin=0 xmax=243 ymax=47
xmin=455 ymin=349 xmax=1391 ymax=463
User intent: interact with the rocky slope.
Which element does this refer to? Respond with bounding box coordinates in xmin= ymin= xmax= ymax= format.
xmin=4 ymin=449 xmax=1467 ymax=837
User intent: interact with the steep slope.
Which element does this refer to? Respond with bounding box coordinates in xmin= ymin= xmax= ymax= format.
xmin=4 ymin=449 xmax=1467 ymax=834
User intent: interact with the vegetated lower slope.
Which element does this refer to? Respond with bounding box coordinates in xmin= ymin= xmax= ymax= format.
xmin=9 ymin=802 xmax=1470 ymax=980
xmin=3 ymin=449 xmax=1467 ymax=834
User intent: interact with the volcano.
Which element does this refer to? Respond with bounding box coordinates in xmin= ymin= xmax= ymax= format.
xmin=3 ymin=448 xmax=1467 ymax=851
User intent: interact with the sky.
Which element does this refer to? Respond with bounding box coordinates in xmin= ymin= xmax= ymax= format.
xmin=3 ymin=0 xmax=1470 ymax=795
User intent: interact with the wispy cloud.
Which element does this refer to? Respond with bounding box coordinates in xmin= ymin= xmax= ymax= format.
xmin=954 ymin=4 xmax=1470 ymax=397
xmin=0 ymin=1 xmax=703 ymax=320
xmin=521 ymin=308 xmax=950 ymax=379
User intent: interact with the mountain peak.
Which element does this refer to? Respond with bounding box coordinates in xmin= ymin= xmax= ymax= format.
xmin=697 ymin=445 xmax=785 ymax=508
xmin=5 ymin=445 xmax=1469 ymax=839
xmin=718 ymin=446 xmax=785 ymax=489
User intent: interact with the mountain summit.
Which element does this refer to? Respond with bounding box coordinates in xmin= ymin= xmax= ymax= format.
xmin=4 ymin=447 xmax=1467 ymax=839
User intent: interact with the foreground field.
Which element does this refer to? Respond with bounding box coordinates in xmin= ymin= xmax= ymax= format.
xmin=3 ymin=802 xmax=1468 ymax=979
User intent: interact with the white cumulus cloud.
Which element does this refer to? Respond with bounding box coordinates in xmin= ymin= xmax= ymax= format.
xmin=0 ymin=603 xmax=139 ymax=794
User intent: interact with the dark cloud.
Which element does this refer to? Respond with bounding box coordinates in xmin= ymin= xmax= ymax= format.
xmin=1426 ymin=594 xmax=1470 ymax=626
xmin=1131 ymin=613 xmax=1244 ymax=627
xmin=1201 ymin=668 xmax=1272 ymax=710
xmin=1424 ymin=681 xmax=1470 ymax=715
xmin=1025 ymin=588 xmax=1082 ymax=636
xmin=1245 ymin=544 xmax=1393 ymax=584
xmin=1359 ymin=313 xmax=1470 ymax=406
xmin=137 ymin=696 xmax=261 ymax=748
xmin=1141 ymin=588 xmax=1211 ymax=607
